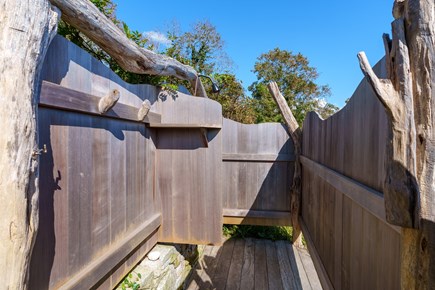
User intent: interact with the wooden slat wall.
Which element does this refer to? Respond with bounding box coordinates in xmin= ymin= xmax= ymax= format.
xmin=222 ymin=118 xmax=294 ymax=225
xmin=156 ymin=95 xmax=223 ymax=245
xmin=29 ymin=36 xmax=162 ymax=289
xmin=300 ymin=57 xmax=401 ymax=290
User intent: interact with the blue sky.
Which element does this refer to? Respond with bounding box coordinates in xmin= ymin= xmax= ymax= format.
xmin=113 ymin=1 xmax=394 ymax=108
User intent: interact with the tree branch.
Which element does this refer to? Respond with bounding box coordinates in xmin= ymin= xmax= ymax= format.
xmin=267 ymin=81 xmax=303 ymax=247
xmin=267 ymin=81 xmax=301 ymax=144
xmin=357 ymin=51 xmax=397 ymax=117
xmin=49 ymin=0 xmax=207 ymax=97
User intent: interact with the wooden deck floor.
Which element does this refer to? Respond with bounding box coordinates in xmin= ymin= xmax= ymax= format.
xmin=186 ymin=238 xmax=322 ymax=290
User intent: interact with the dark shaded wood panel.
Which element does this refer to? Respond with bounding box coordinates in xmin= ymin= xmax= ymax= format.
xmin=57 ymin=215 xmax=160 ymax=290
xmin=157 ymin=127 xmax=223 ymax=245
xmin=30 ymin=108 xmax=160 ymax=289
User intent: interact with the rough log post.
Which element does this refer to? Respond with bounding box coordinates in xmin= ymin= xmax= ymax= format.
xmin=268 ymin=81 xmax=303 ymax=247
xmin=0 ymin=1 xmax=59 ymax=289
xmin=358 ymin=0 xmax=435 ymax=288
xmin=49 ymin=0 xmax=208 ymax=98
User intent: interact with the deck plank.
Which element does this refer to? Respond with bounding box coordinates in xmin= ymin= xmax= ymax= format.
xmin=265 ymin=240 xmax=284 ymax=290
xmin=298 ymin=248 xmax=322 ymax=289
xmin=276 ymin=240 xmax=297 ymax=290
xmin=240 ymin=238 xmax=255 ymax=290
xmin=254 ymin=239 xmax=268 ymax=290
xmin=290 ymin=244 xmax=312 ymax=290
xmin=212 ymin=239 xmax=235 ymax=289
xmin=226 ymin=239 xmax=245 ymax=290
xmin=187 ymin=238 xmax=322 ymax=290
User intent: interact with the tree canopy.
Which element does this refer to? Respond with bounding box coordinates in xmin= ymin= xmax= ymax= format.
xmin=249 ymin=48 xmax=338 ymax=125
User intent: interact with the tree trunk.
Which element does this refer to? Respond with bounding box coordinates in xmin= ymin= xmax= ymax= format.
xmin=358 ymin=0 xmax=435 ymax=288
xmin=268 ymin=81 xmax=303 ymax=247
xmin=0 ymin=1 xmax=59 ymax=289
xmin=49 ymin=0 xmax=208 ymax=97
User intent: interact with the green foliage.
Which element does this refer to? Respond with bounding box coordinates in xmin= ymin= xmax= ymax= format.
xmin=120 ymin=272 xmax=141 ymax=290
xmin=57 ymin=2 xmax=336 ymax=125
xmin=166 ymin=20 xmax=231 ymax=75
xmin=317 ymin=102 xmax=340 ymax=120
xmin=208 ymin=74 xmax=256 ymax=124
xmin=223 ymin=225 xmax=293 ymax=241
xmin=249 ymin=48 xmax=336 ymax=125
xmin=57 ymin=0 xmax=164 ymax=86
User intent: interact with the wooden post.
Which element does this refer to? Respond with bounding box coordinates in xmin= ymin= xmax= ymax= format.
xmin=0 ymin=1 xmax=59 ymax=289
xmin=358 ymin=0 xmax=435 ymax=288
xmin=268 ymin=81 xmax=303 ymax=247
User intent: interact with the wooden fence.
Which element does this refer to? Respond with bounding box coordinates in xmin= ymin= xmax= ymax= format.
xmin=29 ymin=35 xmax=295 ymax=289
xmin=222 ymin=118 xmax=294 ymax=226
xmin=300 ymin=57 xmax=402 ymax=289
xmin=29 ymin=36 xmax=223 ymax=289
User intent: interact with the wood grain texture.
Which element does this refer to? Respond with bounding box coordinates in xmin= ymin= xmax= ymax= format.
xmin=187 ymin=238 xmax=322 ymax=290
xmin=40 ymin=81 xmax=161 ymax=124
xmin=156 ymin=95 xmax=223 ymax=245
xmin=223 ymin=209 xmax=291 ymax=220
xmin=30 ymin=37 xmax=161 ymax=289
xmin=30 ymin=106 xmax=160 ymax=288
xmin=0 ymin=2 xmax=59 ymax=289
xmin=57 ymin=214 xmax=160 ymax=290
xmin=222 ymin=118 xmax=294 ymax=221
xmin=300 ymin=58 xmax=402 ymax=290
xmin=301 ymin=155 xmax=401 ymax=234
xmin=268 ymin=81 xmax=303 ymax=246
xmin=222 ymin=153 xmax=295 ymax=162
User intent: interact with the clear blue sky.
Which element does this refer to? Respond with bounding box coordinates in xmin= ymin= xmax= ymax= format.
xmin=113 ymin=0 xmax=394 ymax=108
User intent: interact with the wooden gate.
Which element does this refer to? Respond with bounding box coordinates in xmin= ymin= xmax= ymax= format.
xmin=222 ymin=118 xmax=295 ymax=226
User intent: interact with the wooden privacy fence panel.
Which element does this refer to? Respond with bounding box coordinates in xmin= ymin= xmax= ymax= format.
xmin=222 ymin=118 xmax=294 ymax=225
xmin=155 ymin=91 xmax=223 ymax=245
xmin=30 ymin=35 xmax=226 ymax=288
xmin=29 ymin=36 xmax=163 ymax=290
xmin=300 ymin=58 xmax=401 ymax=290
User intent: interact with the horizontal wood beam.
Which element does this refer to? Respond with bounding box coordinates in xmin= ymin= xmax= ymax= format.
xmin=300 ymin=156 xmax=401 ymax=234
xmin=223 ymin=208 xmax=291 ymax=219
xmin=40 ymin=81 xmax=161 ymax=124
xmin=222 ymin=153 xmax=295 ymax=162
xmin=299 ymin=217 xmax=334 ymax=290
xmin=147 ymin=123 xmax=221 ymax=129
xmin=57 ymin=213 xmax=161 ymax=290
xmin=223 ymin=216 xmax=291 ymax=226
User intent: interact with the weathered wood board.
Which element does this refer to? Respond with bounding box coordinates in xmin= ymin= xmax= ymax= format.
xmin=300 ymin=58 xmax=401 ymax=290
xmin=29 ymin=35 xmax=162 ymax=289
xmin=156 ymin=94 xmax=223 ymax=245
xmin=221 ymin=118 xmax=294 ymax=226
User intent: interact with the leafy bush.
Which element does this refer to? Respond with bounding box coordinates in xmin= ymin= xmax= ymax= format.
xmin=223 ymin=225 xmax=293 ymax=241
